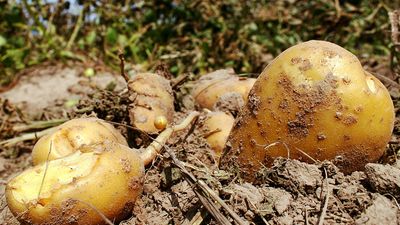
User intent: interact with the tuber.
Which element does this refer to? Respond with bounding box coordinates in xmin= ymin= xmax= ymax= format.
xmin=31 ymin=117 xmax=128 ymax=165
xmin=127 ymin=73 xmax=175 ymax=134
xmin=202 ymin=111 xmax=235 ymax=158
xmin=192 ymin=69 xmax=256 ymax=110
xmin=220 ymin=40 xmax=395 ymax=180
xmin=6 ymin=112 xmax=199 ymax=225
xmin=7 ymin=141 xmax=144 ymax=225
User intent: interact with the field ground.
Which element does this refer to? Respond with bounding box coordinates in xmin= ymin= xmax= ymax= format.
xmin=0 ymin=58 xmax=399 ymax=224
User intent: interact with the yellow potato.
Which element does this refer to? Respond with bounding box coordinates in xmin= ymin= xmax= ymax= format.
xmin=128 ymin=73 xmax=175 ymax=134
xmin=154 ymin=115 xmax=168 ymax=131
xmin=6 ymin=141 xmax=144 ymax=225
xmin=192 ymin=69 xmax=256 ymax=110
xmin=203 ymin=111 xmax=235 ymax=158
xmin=6 ymin=112 xmax=201 ymax=225
xmin=32 ymin=117 xmax=128 ymax=165
xmin=220 ymin=40 xmax=395 ymax=180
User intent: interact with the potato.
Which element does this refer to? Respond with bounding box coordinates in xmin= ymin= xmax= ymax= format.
xmin=154 ymin=115 xmax=168 ymax=130
xmin=6 ymin=141 xmax=144 ymax=225
xmin=6 ymin=111 xmax=200 ymax=224
xmin=220 ymin=40 xmax=395 ymax=180
xmin=128 ymin=73 xmax=174 ymax=134
xmin=192 ymin=69 xmax=256 ymax=110
xmin=31 ymin=117 xmax=128 ymax=165
xmin=202 ymin=111 xmax=235 ymax=158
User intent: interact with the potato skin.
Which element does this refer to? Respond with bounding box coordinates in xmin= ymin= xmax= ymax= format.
xmin=220 ymin=40 xmax=395 ymax=180
xmin=31 ymin=117 xmax=128 ymax=165
xmin=128 ymin=73 xmax=174 ymax=134
xmin=6 ymin=141 xmax=144 ymax=225
xmin=203 ymin=111 xmax=235 ymax=158
xmin=192 ymin=69 xmax=256 ymax=110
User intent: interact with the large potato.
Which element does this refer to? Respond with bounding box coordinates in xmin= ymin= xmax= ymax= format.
xmin=220 ymin=40 xmax=395 ymax=180
xmin=32 ymin=117 xmax=128 ymax=165
xmin=6 ymin=141 xmax=144 ymax=225
xmin=192 ymin=69 xmax=256 ymax=110
xmin=128 ymin=73 xmax=175 ymax=134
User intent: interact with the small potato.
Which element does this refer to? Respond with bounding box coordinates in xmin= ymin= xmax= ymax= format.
xmin=32 ymin=117 xmax=128 ymax=165
xmin=203 ymin=111 xmax=235 ymax=158
xmin=128 ymin=73 xmax=174 ymax=134
xmin=192 ymin=69 xmax=256 ymax=110
xmin=154 ymin=115 xmax=168 ymax=131
xmin=220 ymin=40 xmax=395 ymax=180
xmin=6 ymin=141 xmax=144 ymax=225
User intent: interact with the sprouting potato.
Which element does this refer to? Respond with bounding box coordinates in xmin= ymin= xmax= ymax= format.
xmin=220 ymin=40 xmax=395 ymax=180
xmin=6 ymin=112 xmax=200 ymax=225
xmin=192 ymin=69 xmax=256 ymax=110
xmin=6 ymin=141 xmax=144 ymax=225
xmin=128 ymin=73 xmax=174 ymax=134
xmin=31 ymin=117 xmax=128 ymax=165
xmin=202 ymin=111 xmax=235 ymax=158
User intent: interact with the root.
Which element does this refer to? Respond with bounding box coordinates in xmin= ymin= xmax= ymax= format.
xmin=12 ymin=119 xmax=67 ymax=133
xmin=37 ymin=140 xmax=53 ymax=201
xmin=260 ymin=141 xmax=318 ymax=163
xmin=118 ymin=50 xmax=130 ymax=83
xmin=317 ymin=168 xmax=330 ymax=225
xmin=0 ymin=126 xmax=56 ymax=147
xmin=203 ymin=128 xmax=222 ymax=139
xmin=140 ymin=111 xmax=200 ymax=166
xmin=165 ymin=144 xmax=248 ymax=225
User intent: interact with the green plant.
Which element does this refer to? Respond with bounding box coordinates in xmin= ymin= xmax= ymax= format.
xmin=0 ymin=0 xmax=396 ymax=88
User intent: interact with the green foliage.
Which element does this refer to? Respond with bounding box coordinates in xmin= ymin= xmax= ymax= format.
xmin=0 ymin=0 xmax=396 ymax=86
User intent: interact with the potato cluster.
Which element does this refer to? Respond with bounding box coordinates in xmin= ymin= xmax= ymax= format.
xmin=6 ymin=119 xmax=144 ymax=224
xmin=7 ymin=141 xmax=144 ymax=225
xmin=193 ymin=69 xmax=255 ymax=159
xmin=5 ymin=40 xmax=396 ymax=223
xmin=219 ymin=40 xmax=395 ymax=180
xmin=6 ymin=110 xmax=199 ymax=224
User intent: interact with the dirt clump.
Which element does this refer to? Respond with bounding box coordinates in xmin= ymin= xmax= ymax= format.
xmin=355 ymin=194 xmax=399 ymax=225
xmin=257 ymin=158 xmax=322 ymax=195
xmin=365 ymin=163 xmax=400 ymax=198
xmin=213 ymin=92 xmax=244 ymax=116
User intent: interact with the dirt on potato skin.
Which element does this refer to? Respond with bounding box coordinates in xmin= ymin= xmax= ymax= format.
xmin=0 ymin=65 xmax=400 ymax=225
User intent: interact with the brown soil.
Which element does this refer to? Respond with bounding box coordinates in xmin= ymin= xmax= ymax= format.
xmin=0 ymin=62 xmax=399 ymax=225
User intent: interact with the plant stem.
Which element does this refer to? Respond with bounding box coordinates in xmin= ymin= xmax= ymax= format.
xmin=22 ymin=0 xmax=46 ymax=31
xmin=66 ymin=5 xmax=86 ymax=50
xmin=12 ymin=119 xmax=67 ymax=133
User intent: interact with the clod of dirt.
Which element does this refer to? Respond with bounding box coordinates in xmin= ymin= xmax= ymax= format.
xmin=355 ymin=194 xmax=398 ymax=225
xmin=365 ymin=163 xmax=400 ymax=198
xmin=224 ymin=183 xmax=263 ymax=220
xmin=259 ymin=158 xmax=322 ymax=195
xmin=213 ymin=92 xmax=245 ymax=116
xmin=259 ymin=187 xmax=292 ymax=215
xmin=226 ymin=184 xmax=293 ymax=221
xmin=334 ymin=171 xmax=371 ymax=217
xmin=75 ymin=90 xmax=131 ymax=123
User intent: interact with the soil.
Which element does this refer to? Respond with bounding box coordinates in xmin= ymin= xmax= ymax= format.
xmin=0 ymin=61 xmax=399 ymax=225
